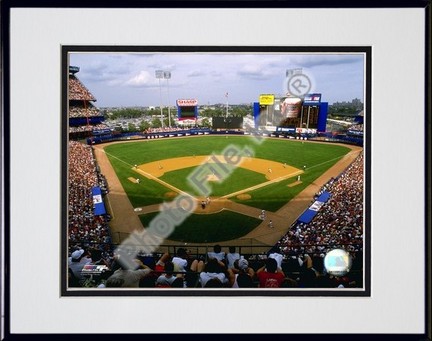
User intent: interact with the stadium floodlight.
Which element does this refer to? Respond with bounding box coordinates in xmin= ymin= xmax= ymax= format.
xmin=155 ymin=70 xmax=164 ymax=127
xmin=225 ymin=92 xmax=229 ymax=118
xmin=163 ymin=71 xmax=172 ymax=127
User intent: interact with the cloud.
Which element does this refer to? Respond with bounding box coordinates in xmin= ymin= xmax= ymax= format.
xmin=70 ymin=52 xmax=364 ymax=106
xmin=77 ymin=60 xmax=132 ymax=84
xmin=290 ymin=55 xmax=363 ymax=68
xmin=237 ymin=64 xmax=274 ymax=80
xmin=187 ymin=70 xmax=206 ymax=77
xmin=125 ymin=70 xmax=156 ymax=87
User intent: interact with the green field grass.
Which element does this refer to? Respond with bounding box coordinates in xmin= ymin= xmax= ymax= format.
xmin=160 ymin=165 xmax=266 ymax=197
xmin=105 ymin=155 xmax=173 ymax=207
xmin=139 ymin=210 xmax=262 ymax=243
xmin=104 ymin=136 xmax=351 ymax=210
xmin=231 ymin=152 xmax=347 ymax=211
xmin=105 ymin=136 xmax=350 ymax=169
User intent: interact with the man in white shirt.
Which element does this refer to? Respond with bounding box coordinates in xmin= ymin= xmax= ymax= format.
xmin=68 ymin=248 xmax=92 ymax=281
xmin=226 ymin=246 xmax=240 ymax=269
xmin=172 ymin=248 xmax=189 ymax=272
xmin=207 ymin=244 xmax=225 ymax=262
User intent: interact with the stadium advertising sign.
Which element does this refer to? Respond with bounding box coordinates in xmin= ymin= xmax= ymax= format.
xmin=276 ymin=126 xmax=296 ymax=133
xmin=303 ymin=93 xmax=322 ymax=105
xmin=177 ymin=99 xmax=198 ymax=107
xmin=280 ymin=96 xmax=302 ymax=118
xmin=92 ymin=186 xmax=106 ymax=216
xmin=81 ymin=264 xmax=109 ymax=275
xmin=296 ymin=128 xmax=317 ymax=134
xmin=259 ymin=94 xmax=275 ymax=105
xmin=348 ymin=129 xmax=364 ymax=137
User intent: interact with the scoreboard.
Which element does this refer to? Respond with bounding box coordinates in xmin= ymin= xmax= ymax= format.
xmin=177 ymin=99 xmax=198 ymax=120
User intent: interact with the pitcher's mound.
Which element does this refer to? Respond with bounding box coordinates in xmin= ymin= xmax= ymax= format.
xmin=207 ymin=174 xmax=220 ymax=182
xmin=237 ymin=194 xmax=251 ymax=200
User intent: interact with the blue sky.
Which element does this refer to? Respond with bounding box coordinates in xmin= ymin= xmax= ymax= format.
xmin=69 ymin=52 xmax=365 ymax=107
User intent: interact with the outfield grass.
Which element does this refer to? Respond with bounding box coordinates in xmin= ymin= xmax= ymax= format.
xmin=139 ymin=210 xmax=262 ymax=243
xmin=104 ymin=136 xmax=350 ymax=170
xmin=105 ymin=136 xmax=255 ymax=165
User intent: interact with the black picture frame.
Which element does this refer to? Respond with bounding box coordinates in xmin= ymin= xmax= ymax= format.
xmin=1 ymin=0 xmax=430 ymax=339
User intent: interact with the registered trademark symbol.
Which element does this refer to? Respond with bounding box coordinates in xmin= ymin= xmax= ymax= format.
xmin=287 ymin=74 xmax=312 ymax=97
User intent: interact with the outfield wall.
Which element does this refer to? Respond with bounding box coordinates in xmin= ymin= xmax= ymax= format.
xmin=84 ymin=129 xmax=362 ymax=146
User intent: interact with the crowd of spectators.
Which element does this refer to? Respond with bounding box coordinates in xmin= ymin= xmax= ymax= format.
xmin=70 ymin=243 xmax=361 ymax=289
xmin=69 ymin=106 xmax=102 ymax=118
xmin=68 ymin=141 xmax=113 ymax=286
xmin=275 ymin=152 xmax=364 ymax=259
xmin=348 ymin=123 xmax=364 ymax=132
xmin=70 ymin=246 xmax=253 ymax=288
xmin=69 ymin=74 xmax=105 ymax=136
xmin=69 ymin=75 xmax=96 ymax=101
xmin=69 ymin=124 xmax=110 ymax=134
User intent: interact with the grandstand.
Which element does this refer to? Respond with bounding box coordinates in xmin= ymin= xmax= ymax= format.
xmin=68 ymin=66 xmax=114 ymax=287
xmin=66 ymin=66 xmax=365 ymax=292
xmin=68 ymin=66 xmax=108 ymax=139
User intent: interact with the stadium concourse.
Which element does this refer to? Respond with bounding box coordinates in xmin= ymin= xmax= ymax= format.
xmin=67 ymin=67 xmax=364 ymax=290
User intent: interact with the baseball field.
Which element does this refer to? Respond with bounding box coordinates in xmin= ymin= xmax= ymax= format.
xmin=93 ymin=135 xmax=362 ymax=248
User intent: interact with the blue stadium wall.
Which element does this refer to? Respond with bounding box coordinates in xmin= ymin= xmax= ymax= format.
xmin=69 ymin=116 xmax=105 ymax=127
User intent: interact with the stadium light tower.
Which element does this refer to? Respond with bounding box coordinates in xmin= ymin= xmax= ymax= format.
xmin=225 ymin=92 xmax=229 ymax=118
xmin=155 ymin=70 xmax=164 ymax=127
xmin=164 ymin=71 xmax=172 ymax=127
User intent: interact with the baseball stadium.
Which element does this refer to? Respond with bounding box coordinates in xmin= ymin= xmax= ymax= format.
xmin=66 ymin=64 xmax=366 ymax=292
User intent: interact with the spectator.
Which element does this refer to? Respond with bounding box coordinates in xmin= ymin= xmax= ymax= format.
xmin=69 ymin=75 xmax=96 ymax=101
xmin=236 ymin=273 xmax=255 ymax=288
xmin=105 ymin=258 xmax=152 ymax=288
xmin=256 ymin=258 xmax=286 ymax=288
xmin=68 ymin=141 xmax=113 ymax=275
xmin=155 ymin=261 xmax=178 ymax=288
xmin=172 ymin=248 xmax=189 ymax=272
xmin=226 ymin=246 xmax=240 ymax=269
xmin=229 ymin=258 xmax=256 ymax=288
xmin=68 ymin=248 xmax=92 ymax=281
xmin=268 ymin=252 xmax=284 ymax=271
xmin=171 ymin=248 xmax=203 ymax=287
xmin=198 ymin=258 xmax=229 ymax=288
xmin=154 ymin=252 xmax=170 ymax=273
xmin=207 ymin=244 xmax=225 ymax=262
xmin=275 ymin=152 xmax=364 ymax=277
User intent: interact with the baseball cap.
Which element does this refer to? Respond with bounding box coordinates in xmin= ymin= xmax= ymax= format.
xmin=71 ymin=249 xmax=85 ymax=260
xmin=238 ymin=258 xmax=249 ymax=270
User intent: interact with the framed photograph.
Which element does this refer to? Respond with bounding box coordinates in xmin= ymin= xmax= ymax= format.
xmin=2 ymin=0 xmax=430 ymax=338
